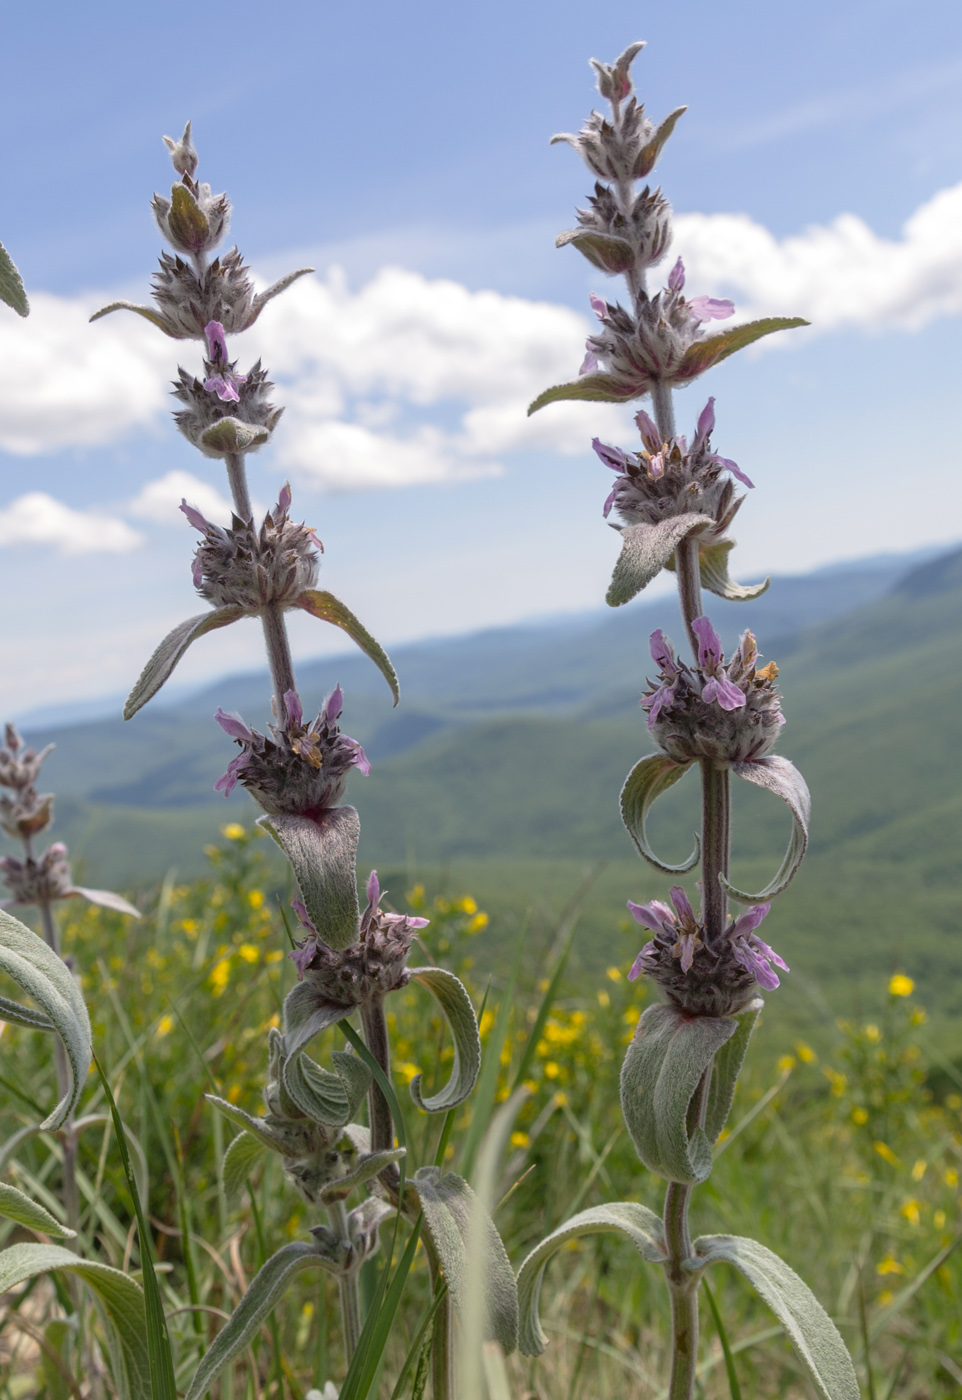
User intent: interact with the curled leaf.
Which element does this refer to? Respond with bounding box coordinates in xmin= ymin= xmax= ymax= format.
xmin=413 ymin=1166 xmax=519 ymax=1352
xmin=517 ymin=1202 xmax=665 ymax=1356
xmin=678 ymin=317 xmax=809 ymax=382
xmin=528 ymin=371 xmax=638 ymax=416
xmin=724 ymin=756 xmax=811 ymax=903
xmin=0 ymin=994 xmax=53 ymax=1030
xmin=319 ymin=1144 xmax=405 ymax=1204
xmin=258 ymin=807 xmax=360 ymax=953
xmin=620 ymin=1004 xmax=737 ymax=1184
xmin=0 ymin=909 xmax=92 ymax=1130
xmin=620 ymin=753 xmax=698 ymax=873
xmin=408 ymin=968 xmax=482 ymax=1112
xmin=281 ymin=983 xmax=354 ymax=1061
xmin=296 ymin=590 xmax=399 ymax=705
xmin=330 ymin=1049 xmax=372 ymax=1119
xmin=124 ymin=607 xmax=244 ymax=719
xmin=184 ymin=1244 xmax=324 ymax=1400
xmin=0 ymin=1183 xmax=74 ymax=1239
xmin=89 ymin=300 xmax=175 ymax=334
xmin=282 ymin=1051 xmax=351 ymax=1126
xmin=690 ymin=1234 xmax=859 ymax=1400
xmin=607 ymin=514 xmax=710 ymax=606
xmin=635 ymin=105 xmax=687 ymax=176
xmin=555 ymin=229 xmax=635 ymax=274
xmin=223 ymin=1131 xmax=268 ymax=1195
xmin=205 ymin=1096 xmax=288 ymax=1154
xmin=667 ymin=536 xmax=769 ymax=602
xmin=199 ymin=417 xmax=271 ymax=455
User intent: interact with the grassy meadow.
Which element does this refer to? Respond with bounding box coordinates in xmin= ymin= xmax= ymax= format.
xmin=0 ymin=825 xmax=959 ymax=1398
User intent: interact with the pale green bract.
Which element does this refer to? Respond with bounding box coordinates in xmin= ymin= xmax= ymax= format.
xmin=0 ymin=240 xmax=28 ymax=316
xmin=408 ymin=967 xmax=482 ymax=1112
xmin=0 ymin=909 xmax=92 ymax=1129
xmin=620 ymin=753 xmax=699 ymax=873
xmin=260 ymin=808 xmax=361 ymax=956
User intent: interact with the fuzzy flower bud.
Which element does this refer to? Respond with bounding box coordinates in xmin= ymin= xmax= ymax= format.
xmin=642 ymin=623 xmax=784 ymax=764
xmin=173 ymin=322 xmax=282 ymax=458
xmin=0 ymin=725 xmax=55 ymax=841
xmin=214 ymin=687 xmax=369 ymax=815
xmin=184 ymin=490 xmax=320 ymax=608
xmin=151 ymin=125 xmax=231 ymax=258
xmin=627 ymin=888 xmax=787 ymax=1015
xmin=0 ymin=843 xmax=73 ymax=906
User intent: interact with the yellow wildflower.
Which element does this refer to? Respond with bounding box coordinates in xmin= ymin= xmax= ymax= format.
xmin=888 ymin=973 xmax=914 ymax=997
xmin=155 ymin=1015 xmax=174 ymax=1039
xmin=222 ymin=823 xmax=245 ymax=840
xmin=944 ymin=1168 xmax=959 ymax=1188
xmin=467 ymin=912 xmax=489 ymax=933
xmin=227 ymin=1084 xmax=242 ymax=1103
xmin=510 ymin=1131 xmax=530 ymax=1149
xmin=794 ymin=1041 xmax=817 ymax=1064
xmin=934 ymin=1209 xmax=946 ymax=1230
xmin=864 ymin=1024 xmax=881 ymax=1043
xmin=544 ymin=1062 xmax=560 ymax=1080
xmin=238 ymin=944 xmax=259 ymax=964
xmin=911 ymin=1159 xmax=926 ymax=1182
xmin=606 ymin=966 xmax=623 ymax=983
xmin=900 ymin=1198 xmax=921 ymax=1225
xmin=460 ymin=896 xmax=478 ymax=915
xmin=248 ymin=889 xmax=264 ymax=910
xmin=598 ymin=990 xmax=610 ymax=1009
xmin=876 ymin=1255 xmax=904 ymax=1276
xmin=209 ymin=958 xmax=231 ymax=995
xmin=873 ymin=1141 xmax=900 ymax=1167
xmin=851 ymin=1107 xmax=868 ymax=1125
xmin=777 ymin=1055 xmax=796 ymax=1073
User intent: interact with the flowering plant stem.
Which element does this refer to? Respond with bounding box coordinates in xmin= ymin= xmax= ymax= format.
xmin=327 ymin=1199 xmax=363 ymax=1357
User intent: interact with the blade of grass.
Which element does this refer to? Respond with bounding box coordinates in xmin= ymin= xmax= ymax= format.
xmin=855 ymin=1261 xmax=877 ymax=1400
xmin=93 ymin=1052 xmax=177 ymax=1400
xmin=703 ymin=1278 xmax=743 ymax=1400
xmin=388 ymin=1280 xmax=446 ymax=1400
xmin=338 ymin=1214 xmax=423 ymax=1400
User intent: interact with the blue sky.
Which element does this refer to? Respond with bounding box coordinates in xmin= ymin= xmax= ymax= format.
xmin=1 ymin=0 xmax=960 ymax=715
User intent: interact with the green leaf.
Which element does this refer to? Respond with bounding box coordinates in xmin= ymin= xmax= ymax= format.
xmin=205 ymin=1096 xmax=287 ymax=1154
xmin=70 ymin=887 xmax=141 ymax=917
xmin=528 ymin=372 xmax=637 ymax=416
xmin=555 ymin=228 xmax=635 ymax=274
xmin=89 ymin=300 xmax=178 ymax=335
xmin=0 ymin=908 xmax=92 ymax=1130
xmin=247 ymin=266 xmax=315 ymax=326
xmin=413 ymin=1167 xmax=519 ymax=1352
xmin=318 ymin=1139 xmax=406 ymax=1205
xmin=516 ymin=1202 xmax=666 ymax=1356
xmin=634 ymin=105 xmax=687 ymax=176
xmin=704 ymin=998 xmax=763 ymax=1145
xmin=282 ymin=982 xmax=354 ymax=1060
xmin=0 ymin=993 xmax=53 ymax=1030
xmin=0 ymin=1182 xmax=74 ymax=1238
xmin=620 ymin=753 xmax=698 ymax=873
xmin=222 ymin=1131 xmax=268 ymax=1195
xmin=607 ymin=515 xmax=711 ymax=606
xmin=694 ymin=538 xmax=769 ymax=603
xmin=40 ymin=1316 xmax=77 ymax=1400
xmin=0 ymin=240 xmax=29 ymax=316
xmin=184 ymin=1243 xmax=324 ymax=1400
xmin=199 ymin=416 xmax=271 ymax=455
xmin=283 ymin=1050 xmax=351 ymax=1125
xmin=678 ymin=317 xmax=809 ymax=381
xmin=724 ymin=756 xmax=811 ymax=903
xmin=167 ymin=183 xmax=209 ymax=249
xmin=409 ymin=968 xmax=482 ymax=1112
xmin=331 ymin=1048 xmax=372 ymax=1119
xmin=296 ymin=590 xmax=399 ymax=705
xmin=691 ymin=1234 xmax=860 ymax=1400
xmin=123 ymin=607 xmax=245 ymax=719
xmin=620 ymin=1004 xmax=737 ymax=1183
xmin=259 ymin=806 xmax=360 ymax=953
xmin=0 ymin=1242 xmax=150 ymax=1400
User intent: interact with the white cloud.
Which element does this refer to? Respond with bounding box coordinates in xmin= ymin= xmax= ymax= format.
xmin=2 ymin=180 xmax=962 ymax=490
xmin=0 ymin=292 xmax=171 ymax=455
xmin=0 ymin=493 xmax=142 ymax=554
xmin=672 ymin=181 xmax=962 ymax=331
xmin=127 ymin=470 xmax=235 ymax=526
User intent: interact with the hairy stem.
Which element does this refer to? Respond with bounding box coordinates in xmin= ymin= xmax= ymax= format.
xmin=674 ymin=535 xmax=703 ymax=658
xmin=327 ymin=1200 xmax=362 ymax=1358
xmin=430 ymin=1283 xmax=456 ymax=1400
xmin=662 ymin=1069 xmax=710 ymax=1400
xmin=650 ymin=379 xmax=676 ymax=441
xmin=700 ymin=760 xmax=730 ymax=942
xmin=359 ymin=999 xmax=394 ymax=1155
xmin=261 ymin=604 xmax=298 ymax=712
xmin=223 ymin=451 xmax=253 ymax=522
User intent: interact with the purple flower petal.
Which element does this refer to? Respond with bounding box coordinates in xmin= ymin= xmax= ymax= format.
xmin=592 ymin=437 xmax=627 ymax=472
xmin=290 ymin=898 xmax=317 ymax=934
xmin=649 ymin=629 xmax=675 ymax=672
xmin=669 ymin=886 xmax=695 ymax=923
xmin=628 ymin=943 xmax=655 ymax=981
xmin=580 ymin=345 xmax=600 ymax=375
xmin=180 ymin=499 xmax=211 ymax=533
xmin=694 ymin=397 xmax=715 ymax=446
xmin=204 ymin=373 xmax=241 ymax=403
xmin=645 ymin=682 xmax=676 ymax=727
xmin=648 ymin=452 xmax=664 ymax=479
xmin=323 ymin=686 xmax=344 ymax=723
xmin=342 ymin=737 xmax=371 ymax=776
xmin=288 ymin=940 xmax=318 ymax=980
xmin=728 ymin=903 xmax=771 ymax=939
xmin=627 ymin=900 xmax=666 ymax=932
xmin=214 ymin=751 xmax=250 ymax=796
xmin=702 ymin=676 xmax=747 ymax=711
xmin=732 ymin=940 xmax=781 ymax=989
xmin=691 ymin=616 xmax=723 ymax=668
xmin=204 ymin=320 xmax=229 ymax=364
xmin=751 ymin=934 xmax=789 ymax=972
xmin=634 ymin=409 xmax=661 ymax=453
xmin=687 ymin=296 xmax=735 ymax=322
xmin=214 ymin=708 xmax=253 ymax=742
xmin=191 ymin=555 xmax=204 ymax=588
xmin=589 ymin=292 xmax=608 ymax=320
xmin=284 ymin=689 xmax=303 ymax=728
xmin=602 ymin=486 xmax=618 ymax=519
xmin=276 ymin=482 xmax=292 ymax=516
xmin=678 ymin=932 xmax=696 ymax=973
xmin=715 ymin=455 xmax=755 ymax=489
xmin=366 ymin=869 xmax=380 ymax=909
xmin=668 ymin=257 xmax=685 ymax=292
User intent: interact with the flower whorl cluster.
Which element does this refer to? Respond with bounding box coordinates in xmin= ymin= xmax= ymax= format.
xmin=184 ymin=485 xmax=320 ymax=610
xmin=92 ymin=123 xmax=310 ymax=343
xmin=643 ymin=619 xmax=783 ymax=765
xmin=173 ymin=322 xmax=283 ymax=459
xmin=627 ymin=886 xmax=787 ymax=1016
xmin=215 ymin=688 xmax=369 ymax=815
xmin=290 ymin=872 xmax=429 ymax=1000
xmin=0 ymin=842 xmax=73 ymax=907
xmin=0 ymin=725 xmax=54 ymax=841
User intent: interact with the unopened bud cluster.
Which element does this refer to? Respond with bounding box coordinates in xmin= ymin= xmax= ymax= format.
xmin=290 ymin=872 xmax=428 ymax=1000
xmin=185 ymin=488 xmax=320 ymax=610
xmin=643 ymin=621 xmax=783 ymax=765
xmin=0 ymin=725 xmax=54 ymax=841
xmin=0 ymin=842 xmax=72 ymax=907
xmin=215 ymin=688 xmax=369 ymax=815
